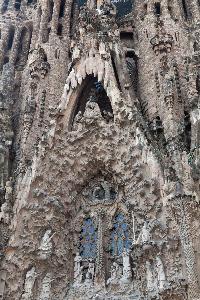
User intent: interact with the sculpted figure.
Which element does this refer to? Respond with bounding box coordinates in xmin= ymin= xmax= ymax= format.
xmin=85 ymin=261 xmax=95 ymax=284
xmin=74 ymin=253 xmax=83 ymax=285
xmin=107 ymin=262 xmax=122 ymax=285
xmin=21 ymin=267 xmax=37 ymax=300
xmin=155 ymin=256 xmax=166 ymax=291
xmin=38 ymin=229 xmax=54 ymax=260
xmin=136 ymin=221 xmax=151 ymax=245
xmin=146 ymin=261 xmax=155 ymax=292
xmin=121 ymin=250 xmax=132 ymax=283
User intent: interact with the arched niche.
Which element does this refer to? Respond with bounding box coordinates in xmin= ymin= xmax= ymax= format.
xmin=66 ymin=75 xmax=114 ymax=131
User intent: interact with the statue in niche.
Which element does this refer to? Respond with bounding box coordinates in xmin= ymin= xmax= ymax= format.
xmin=38 ymin=229 xmax=54 ymax=260
xmin=85 ymin=261 xmax=95 ymax=284
xmin=121 ymin=249 xmax=132 ymax=283
xmin=136 ymin=221 xmax=152 ymax=245
xmin=73 ymin=111 xmax=83 ymax=131
xmin=83 ymin=100 xmax=102 ymax=121
xmin=107 ymin=261 xmax=122 ymax=285
xmin=155 ymin=256 xmax=166 ymax=291
xmin=74 ymin=252 xmax=83 ymax=285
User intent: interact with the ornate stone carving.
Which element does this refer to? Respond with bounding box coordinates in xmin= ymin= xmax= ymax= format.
xmin=73 ymin=253 xmax=83 ymax=286
xmin=28 ymin=46 xmax=50 ymax=81
xmin=107 ymin=261 xmax=122 ymax=285
xmin=21 ymin=267 xmax=37 ymax=300
xmin=121 ymin=250 xmax=132 ymax=283
xmin=38 ymin=229 xmax=54 ymax=260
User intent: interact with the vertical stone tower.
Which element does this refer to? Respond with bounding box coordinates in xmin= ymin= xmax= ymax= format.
xmin=0 ymin=0 xmax=199 ymax=299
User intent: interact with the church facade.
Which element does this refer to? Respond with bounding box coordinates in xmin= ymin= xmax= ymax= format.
xmin=0 ymin=0 xmax=200 ymax=299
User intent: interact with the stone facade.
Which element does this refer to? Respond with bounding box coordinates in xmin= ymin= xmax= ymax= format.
xmin=0 ymin=0 xmax=200 ymax=299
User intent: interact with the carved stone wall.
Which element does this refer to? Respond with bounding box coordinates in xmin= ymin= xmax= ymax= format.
xmin=0 ymin=0 xmax=199 ymax=299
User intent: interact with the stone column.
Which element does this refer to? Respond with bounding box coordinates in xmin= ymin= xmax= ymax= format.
xmin=190 ymin=0 xmax=200 ymax=22
xmin=170 ymin=194 xmax=200 ymax=300
xmin=39 ymin=0 xmax=50 ymax=43
xmin=9 ymin=26 xmax=22 ymax=65
xmin=19 ymin=28 xmax=32 ymax=66
xmin=0 ymin=26 xmax=10 ymax=70
xmin=62 ymin=0 xmax=73 ymax=37
xmin=51 ymin=0 xmax=61 ymax=34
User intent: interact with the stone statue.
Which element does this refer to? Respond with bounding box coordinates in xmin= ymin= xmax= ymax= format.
xmin=38 ymin=229 xmax=54 ymax=260
xmin=74 ymin=253 xmax=83 ymax=285
xmin=136 ymin=221 xmax=151 ymax=245
xmin=85 ymin=261 xmax=95 ymax=284
xmin=146 ymin=261 xmax=155 ymax=292
xmin=107 ymin=262 xmax=122 ymax=285
xmin=21 ymin=267 xmax=37 ymax=300
xmin=155 ymin=256 xmax=166 ymax=291
xmin=121 ymin=250 xmax=132 ymax=283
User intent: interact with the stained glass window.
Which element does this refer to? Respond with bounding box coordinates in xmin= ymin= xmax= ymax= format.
xmin=80 ymin=218 xmax=97 ymax=259
xmin=110 ymin=213 xmax=131 ymax=256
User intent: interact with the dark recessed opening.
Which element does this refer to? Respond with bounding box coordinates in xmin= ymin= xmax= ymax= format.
xmin=7 ymin=27 xmax=15 ymax=50
xmin=120 ymin=31 xmax=133 ymax=40
xmin=71 ymin=75 xmax=114 ymax=130
xmin=193 ymin=41 xmax=199 ymax=52
xmin=59 ymin=0 xmax=65 ymax=18
xmin=125 ymin=51 xmax=139 ymax=96
xmin=3 ymin=57 xmax=9 ymax=65
xmin=184 ymin=111 xmax=191 ymax=152
xmin=144 ymin=3 xmax=147 ymax=14
xmin=48 ymin=0 xmax=54 ymax=22
xmin=182 ymin=0 xmax=189 ymax=20
xmin=196 ymin=75 xmax=200 ymax=95
xmin=57 ymin=23 xmax=63 ymax=36
xmin=155 ymin=2 xmax=161 ymax=16
xmin=14 ymin=0 xmax=21 ymax=10
xmin=27 ymin=0 xmax=37 ymax=5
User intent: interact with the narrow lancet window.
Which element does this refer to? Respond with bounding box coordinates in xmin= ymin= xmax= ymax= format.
xmin=110 ymin=213 xmax=131 ymax=256
xmin=80 ymin=218 xmax=97 ymax=259
xmin=154 ymin=2 xmax=161 ymax=16
xmin=182 ymin=0 xmax=189 ymax=20
xmin=59 ymin=0 xmax=65 ymax=18
xmin=7 ymin=27 xmax=15 ymax=50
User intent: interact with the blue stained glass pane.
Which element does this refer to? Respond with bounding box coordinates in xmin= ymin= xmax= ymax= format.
xmin=80 ymin=218 xmax=97 ymax=259
xmin=110 ymin=213 xmax=131 ymax=256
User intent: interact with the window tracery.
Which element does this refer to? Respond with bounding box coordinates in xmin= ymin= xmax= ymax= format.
xmin=79 ymin=218 xmax=97 ymax=259
xmin=110 ymin=213 xmax=131 ymax=256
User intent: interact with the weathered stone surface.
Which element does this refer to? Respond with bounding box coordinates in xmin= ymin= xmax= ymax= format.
xmin=0 ymin=0 xmax=199 ymax=299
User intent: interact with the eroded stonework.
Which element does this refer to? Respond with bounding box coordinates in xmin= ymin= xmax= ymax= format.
xmin=0 ymin=0 xmax=200 ymax=299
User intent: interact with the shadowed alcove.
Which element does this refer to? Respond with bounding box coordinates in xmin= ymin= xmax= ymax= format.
xmin=70 ymin=75 xmax=114 ymax=130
